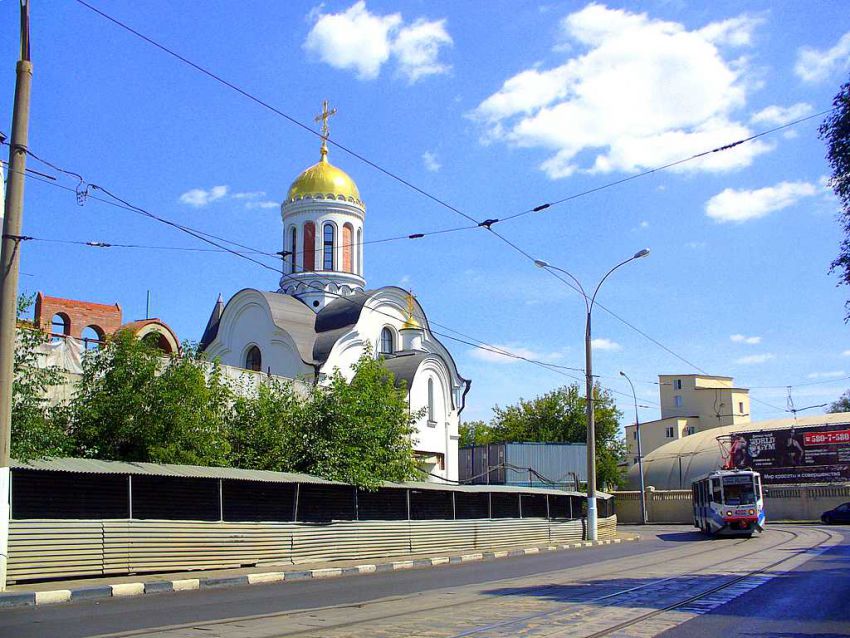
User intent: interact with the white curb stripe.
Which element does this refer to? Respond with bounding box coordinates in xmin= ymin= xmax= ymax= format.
xmin=171 ymin=579 xmax=200 ymax=591
xmin=34 ymin=590 xmax=71 ymax=605
xmin=311 ymin=568 xmax=343 ymax=579
xmin=111 ymin=583 xmax=145 ymax=597
xmin=247 ymin=572 xmax=285 ymax=584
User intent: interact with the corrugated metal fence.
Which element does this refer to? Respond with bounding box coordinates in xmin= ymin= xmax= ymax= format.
xmin=6 ymin=460 xmax=616 ymax=582
xmin=8 ymin=516 xmax=617 ymax=582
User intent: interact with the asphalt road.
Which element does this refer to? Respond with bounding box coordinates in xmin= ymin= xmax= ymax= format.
xmin=0 ymin=524 xmax=847 ymax=638
xmin=659 ymin=526 xmax=850 ymax=638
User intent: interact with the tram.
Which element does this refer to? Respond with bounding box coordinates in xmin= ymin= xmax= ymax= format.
xmin=692 ymin=469 xmax=765 ymax=537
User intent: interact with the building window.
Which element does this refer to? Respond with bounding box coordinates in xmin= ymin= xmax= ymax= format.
xmin=739 ymin=401 xmax=744 ymax=414
xmin=379 ymin=327 xmax=394 ymax=355
xmin=634 ymin=457 xmax=639 ymax=465
xmin=323 ymin=223 xmax=335 ymax=271
xmin=303 ymin=221 xmax=316 ymax=271
xmin=665 ymin=426 xmax=674 ymax=438
xmin=674 ymin=395 xmax=683 ymax=408
xmin=50 ymin=313 xmax=70 ymax=342
xmin=356 ymin=227 xmax=362 ymax=275
xmin=674 ymin=379 xmax=682 ymax=390
xmin=290 ymin=226 xmax=298 ymax=273
xmin=81 ymin=325 xmax=103 ymax=351
xmin=686 ymin=426 xmax=696 ymax=435
xmin=245 ymin=346 xmax=262 ymax=372
xmin=342 ymin=223 xmax=353 ymax=273
xmin=633 ymin=430 xmax=637 ymax=440
xmin=427 ymin=377 xmax=435 ymax=424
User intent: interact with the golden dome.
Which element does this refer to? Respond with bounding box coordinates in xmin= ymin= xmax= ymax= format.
xmin=287 ymin=150 xmax=361 ymax=203
xmin=400 ymin=291 xmax=421 ymax=331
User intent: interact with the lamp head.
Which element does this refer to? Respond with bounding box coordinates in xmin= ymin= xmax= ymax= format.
xmin=633 ymin=248 xmax=650 ymax=259
xmin=619 ymin=371 xmax=626 ymax=377
xmin=533 ymin=259 xmax=550 ymax=269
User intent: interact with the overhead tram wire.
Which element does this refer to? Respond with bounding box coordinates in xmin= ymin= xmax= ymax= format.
xmin=73 ymin=0 xmax=480 ymax=227
xmin=7 ymin=173 xmax=601 ymax=386
xmin=70 ymin=2 xmax=839 ymax=245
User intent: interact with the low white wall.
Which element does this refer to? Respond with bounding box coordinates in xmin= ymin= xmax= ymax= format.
xmin=614 ymin=484 xmax=850 ymax=524
xmin=7 ymin=515 xmax=617 ymax=582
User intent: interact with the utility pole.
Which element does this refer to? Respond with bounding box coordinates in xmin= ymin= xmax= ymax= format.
xmin=0 ymin=0 xmax=32 ymax=591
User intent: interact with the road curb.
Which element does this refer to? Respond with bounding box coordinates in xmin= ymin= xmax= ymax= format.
xmin=0 ymin=536 xmax=639 ymax=609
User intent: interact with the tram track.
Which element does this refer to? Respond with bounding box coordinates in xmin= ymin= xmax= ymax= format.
xmin=85 ymin=526 xmax=836 ymax=638
xmin=448 ymin=526 xmax=835 ymax=638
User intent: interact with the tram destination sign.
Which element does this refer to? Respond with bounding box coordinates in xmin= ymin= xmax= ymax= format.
xmin=727 ymin=422 xmax=850 ymax=484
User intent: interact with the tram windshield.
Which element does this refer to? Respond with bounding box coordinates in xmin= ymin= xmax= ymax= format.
xmin=722 ymin=475 xmax=756 ymax=505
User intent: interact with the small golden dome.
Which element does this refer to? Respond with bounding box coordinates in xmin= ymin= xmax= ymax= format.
xmin=287 ymin=151 xmax=361 ymax=203
xmin=400 ymin=291 xmax=421 ymax=331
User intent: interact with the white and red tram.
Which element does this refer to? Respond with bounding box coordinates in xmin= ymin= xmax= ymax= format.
xmin=692 ymin=469 xmax=765 ymax=537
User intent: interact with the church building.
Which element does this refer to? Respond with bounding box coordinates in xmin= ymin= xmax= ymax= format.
xmin=199 ymin=104 xmax=470 ymax=481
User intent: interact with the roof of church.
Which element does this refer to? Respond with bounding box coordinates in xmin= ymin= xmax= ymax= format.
xmin=382 ymin=351 xmax=430 ymax=390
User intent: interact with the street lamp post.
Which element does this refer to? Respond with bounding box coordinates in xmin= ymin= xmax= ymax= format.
xmin=619 ymin=370 xmax=647 ymax=524
xmin=535 ymin=249 xmax=650 ymax=541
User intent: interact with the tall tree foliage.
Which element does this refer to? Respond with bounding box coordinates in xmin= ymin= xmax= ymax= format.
xmin=70 ymin=331 xmax=231 ymax=465
xmin=11 ymin=296 xmax=72 ymax=460
xmin=820 ymin=76 xmax=850 ymax=319
xmin=459 ymin=383 xmax=626 ymax=488
xmin=828 ymin=390 xmax=850 ymax=413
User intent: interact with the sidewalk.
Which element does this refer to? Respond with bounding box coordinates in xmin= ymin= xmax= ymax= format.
xmin=0 ymin=534 xmax=639 ymax=609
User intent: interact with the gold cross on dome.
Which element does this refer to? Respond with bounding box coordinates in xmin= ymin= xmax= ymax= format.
xmin=314 ymin=100 xmax=337 ymax=156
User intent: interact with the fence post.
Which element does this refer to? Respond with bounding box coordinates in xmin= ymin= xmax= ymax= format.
xmin=293 ymin=484 xmax=301 ymax=523
xmin=128 ymin=475 xmax=133 ymax=519
xmin=354 ymin=487 xmax=359 ymax=521
xmin=406 ymin=489 xmax=411 ymax=521
xmin=488 ymin=492 xmax=492 ymax=519
xmin=218 ymin=479 xmax=224 ymax=522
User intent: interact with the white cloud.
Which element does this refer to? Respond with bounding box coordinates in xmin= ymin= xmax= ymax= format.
xmin=795 ymin=31 xmax=850 ymax=83
xmin=750 ymin=102 xmax=813 ymax=126
xmin=591 ymin=338 xmax=622 ymax=352
xmin=705 ymin=181 xmax=817 ymax=223
xmin=730 ymin=334 xmax=761 ymax=345
xmin=422 ymin=151 xmax=441 ymax=172
xmin=399 ymin=274 xmax=411 ymax=287
xmin=393 ymin=19 xmax=453 ymax=83
xmin=231 ymin=191 xmax=266 ymax=200
xmin=807 ymin=371 xmax=846 ymax=379
xmin=469 ymin=343 xmax=566 ymax=364
xmin=640 ymin=220 xmax=650 ymax=228
xmin=843 ymin=350 xmax=850 ymax=357
xmin=178 ymin=185 xmax=229 ymax=207
xmin=245 ymin=200 xmax=279 ymax=210
xmin=472 ymin=5 xmax=770 ymax=179
xmin=735 ymin=353 xmax=774 ymax=365
xmin=304 ymin=2 xmax=451 ymax=83
xmin=685 ymin=241 xmax=706 ymax=249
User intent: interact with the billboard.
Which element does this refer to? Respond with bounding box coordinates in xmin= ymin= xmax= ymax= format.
xmin=726 ymin=422 xmax=850 ymax=484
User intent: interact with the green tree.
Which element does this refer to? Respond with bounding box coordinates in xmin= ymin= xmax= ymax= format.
xmin=480 ymin=383 xmax=625 ymax=489
xmin=227 ymin=377 xmax=306 ymax=472
xmin=299 ymin=353 xmax=422 ymax=488
xmin=820 ymin=75 xmax=850 ymax=319
xmin=828 ymin=390 xmax=850 ymax=413
xmin=11 ymin=295 xmax=72 ymax=460
xmin=458 ymin=420 xmax=491 ymax=447
xmin=70 ymin=331 xmax=231 ymax=465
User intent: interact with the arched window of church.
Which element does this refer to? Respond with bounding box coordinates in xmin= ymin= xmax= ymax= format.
xmin=427 ymin=377 xmax=435 ymax=423
xmin=379 ymin=327 xmax=394 ymax=355
xmin=245 ymin=345 xmax=262 ymax=372
xmin=303 ymin=221 xmax=316 ymax=271
xmin=342 ymin=223 xmax=353 ymax=273
xmin=290 ymin=227 xmax=298 ymax=273
xmin=323 ymin=223 xmax=335 ymax=271
xmin=356 ymin=227 xmax=362 ymax=275
xmin=51 ymin=313 xmax=70 ymax=343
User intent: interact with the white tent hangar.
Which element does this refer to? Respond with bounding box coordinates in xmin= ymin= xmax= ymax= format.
xmin=628 ymin=412 xmax=850 ymax=490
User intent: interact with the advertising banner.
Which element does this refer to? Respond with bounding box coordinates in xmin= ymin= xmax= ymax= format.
xmin=726 ymin=422 xmax=850 ymax=484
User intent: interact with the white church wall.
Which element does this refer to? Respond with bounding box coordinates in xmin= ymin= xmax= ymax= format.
xmin=204 ymin=295 xmax=313 ymax=381
xmin=408 ymin=359 xmax=459 ymax=482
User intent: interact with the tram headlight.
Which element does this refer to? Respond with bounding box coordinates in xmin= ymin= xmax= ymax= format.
xmin=748 ymin=509 xmax=754 ymax=515
xmin=726 ymin=511 xmax=732 ymax=516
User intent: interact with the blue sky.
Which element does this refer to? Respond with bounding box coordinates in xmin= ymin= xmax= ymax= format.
xmin=2 ymin=1 xmax=849 ymax=427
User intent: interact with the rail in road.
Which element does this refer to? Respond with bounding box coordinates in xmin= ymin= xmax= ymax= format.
xmin=72 ymin=525 xmax=841 ymax=638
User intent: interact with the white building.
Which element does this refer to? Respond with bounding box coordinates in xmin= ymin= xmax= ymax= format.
xmin=200 ymin=116 xmax=470 ymax=481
